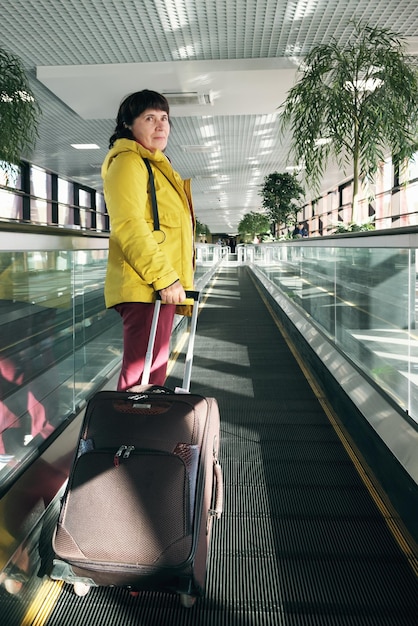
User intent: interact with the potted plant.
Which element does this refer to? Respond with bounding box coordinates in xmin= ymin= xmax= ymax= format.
xmin=238 ymin=211 xmax=271 ymax=243
xmin=195 ymin=218 xmax=211 ymax=242
xmin=259 ymin=171 xmax=304 ymax=236
xmin=0 ymin=47 xmax=41 ymax=183
xmin=280 ymin=22 xmax=418 ymax=224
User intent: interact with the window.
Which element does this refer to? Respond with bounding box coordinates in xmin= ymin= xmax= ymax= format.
xmin=30 ymin=165 xmax=51 ymax=224
xmin=58 ymin=178 xmax=74 ymax=227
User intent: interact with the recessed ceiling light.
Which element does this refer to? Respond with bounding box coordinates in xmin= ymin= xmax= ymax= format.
xmin=71 ymin=144 xmax=100 ymax=150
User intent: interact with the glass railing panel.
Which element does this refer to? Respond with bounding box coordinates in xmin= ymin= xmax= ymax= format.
xmin=297 ymin=247 xmax=338 ymax=339
xmin=249 ymin=240 xmax=417 ymax=422
xmin=0 ymin=246 xmax=122 ymax=485
xmin=0 ymin=249 xmax=75 ymax=473
xmin=0 ymin=237 xmax=221 ymax=487
xmin=334 ymin=247 xmax=413 ymax=413
xmin=253 ymin=245 xmax=302 ymax=298
xmin=72 ymin=250 xmax=122 ymax=407
xmin=194 ymin=244 xmax=225 ymax=285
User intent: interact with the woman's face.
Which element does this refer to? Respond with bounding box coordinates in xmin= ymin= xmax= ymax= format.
xmin=130 ymin=108 xmax=170 ymax=153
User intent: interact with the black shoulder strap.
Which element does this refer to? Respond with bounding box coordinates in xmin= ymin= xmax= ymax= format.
xmin=143 ymin=158 xmax=160 ymax=231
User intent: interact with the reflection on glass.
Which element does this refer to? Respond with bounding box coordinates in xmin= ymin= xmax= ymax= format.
xmin=253 ymin=243 xmax=417 ymax=421
xmin=0 ymin=249 xmax=122 ymax=484
xmin=0 ymin=243 xmax=217 ymax=487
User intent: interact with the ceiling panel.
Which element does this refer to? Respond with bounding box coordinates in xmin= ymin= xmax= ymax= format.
xmin=0 ymin=0 xmax=417 ymax=234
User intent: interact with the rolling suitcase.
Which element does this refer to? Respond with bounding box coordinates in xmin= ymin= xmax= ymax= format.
xmin=50 ymin=291 xmax=223 ymax=607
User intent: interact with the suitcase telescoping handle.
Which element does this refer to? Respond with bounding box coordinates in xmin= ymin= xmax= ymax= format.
xmin=141 ymin=290 xmax=200 ymax=392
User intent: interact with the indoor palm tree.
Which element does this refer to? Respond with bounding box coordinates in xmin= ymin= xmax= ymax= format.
xmin=0 ymin=47 xmax=41 ymax=182
xmin=259 ymin=171 xmax=304 ymax=234
xmin=280 ymin=22 xmax=418 ymax=223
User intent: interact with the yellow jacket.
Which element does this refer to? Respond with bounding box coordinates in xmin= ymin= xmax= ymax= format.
xmin=101 ymin=139 xmax=195 ymax=309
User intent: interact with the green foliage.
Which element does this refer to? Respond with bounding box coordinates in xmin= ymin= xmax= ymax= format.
xmin=280 ymin=22 xmax=418 ymax=221
xmin=195 ymin=218 xmax=210 ymax=236
xmin=238 ymin=211 xmax=270 ymax=241
xmin=0 ymin=47 xmax=41 ymax=182
xmin=259 ymin=171 xmax=304 ymax=229
xmin=333 ymin=221 xmax=375 ymax=234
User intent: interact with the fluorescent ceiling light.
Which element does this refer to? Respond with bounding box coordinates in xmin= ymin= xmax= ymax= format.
xmin=71 ymin=143 xmax=100 ymax=150
xmin=178 ymin=45 xmax=200 ymax=59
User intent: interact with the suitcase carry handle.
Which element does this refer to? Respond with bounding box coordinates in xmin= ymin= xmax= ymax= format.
xmin=213 ymin=461 xmax=223 ymax=519
xmin=207 ymin=460 xmax=223 ymax=535
xmin=156 ymin=290 xmax=200 ymax=302
xmin=141 ymin=290 xmax=201 ymax=391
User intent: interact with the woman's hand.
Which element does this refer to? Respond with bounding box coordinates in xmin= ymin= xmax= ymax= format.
xmin=159 ymin=281 xmax=186 ymax=304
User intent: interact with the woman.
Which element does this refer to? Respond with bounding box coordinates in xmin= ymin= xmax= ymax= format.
xmin=101 ymin=90 xmax=195 ymax=390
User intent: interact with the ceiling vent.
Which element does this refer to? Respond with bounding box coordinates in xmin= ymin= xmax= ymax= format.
xmin=163 ymin=92 xmax=213 ymax=106
xmin=180 ymin=145 xmax=213 ymax=153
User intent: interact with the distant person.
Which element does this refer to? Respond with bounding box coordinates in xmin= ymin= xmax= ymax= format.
xmin=300 ymin=222 xmax=308 ymax=237
xmin=293 ymin=223 xmax=308 ymax=238
xmin=101 ymin=90 xmax=195 ymax=390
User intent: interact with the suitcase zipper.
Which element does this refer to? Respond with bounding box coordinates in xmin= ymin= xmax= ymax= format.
xmin=124 ymin=445 xmax=135 ymax=458
xmin=114 ymin=445 xmax=135 ymax=466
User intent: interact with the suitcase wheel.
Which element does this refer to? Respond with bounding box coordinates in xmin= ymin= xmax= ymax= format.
xmin=73 ymin=581 xmax=90 ymax=597
xmin=180 ymin=593 xmax=197 ymax=608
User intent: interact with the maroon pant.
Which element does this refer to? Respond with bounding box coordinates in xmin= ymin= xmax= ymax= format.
xmin=114 ymin=302 xmax=176 ymax=391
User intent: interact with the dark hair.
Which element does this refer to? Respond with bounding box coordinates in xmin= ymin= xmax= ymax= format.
xmin=108 ymin=90 xmax=170 ymax=148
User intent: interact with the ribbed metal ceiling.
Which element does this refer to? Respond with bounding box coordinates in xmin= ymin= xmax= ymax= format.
xmin=0 ymin=0 xmax=417 ymax=233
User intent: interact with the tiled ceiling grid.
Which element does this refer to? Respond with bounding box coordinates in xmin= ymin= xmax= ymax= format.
xmin=0 ymin=0 xmax=417 ymax=233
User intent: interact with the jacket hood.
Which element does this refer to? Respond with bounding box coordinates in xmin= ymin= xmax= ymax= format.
xmin=101 ymin=139 xmax=167 ymax=179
